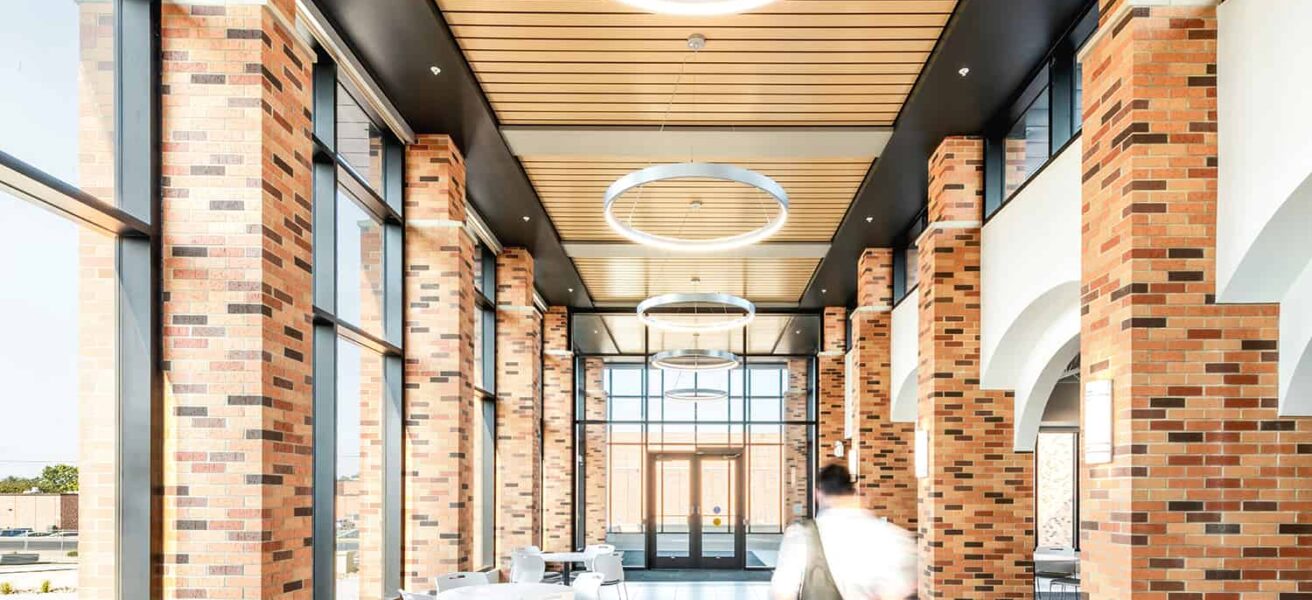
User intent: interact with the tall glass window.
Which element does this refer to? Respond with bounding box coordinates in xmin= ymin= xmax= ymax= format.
xmin=471 ymin=241 xmax=498 ymax=570
xmin=1036 ymin=429 xmax=1078 ymax=549
xmin=0 ymin=1 xmax=154 ymax=598
xmin=312 ymin=56 xmax=404 ymax=600
xmin=577 ymin=355 xmax=815 ymax=569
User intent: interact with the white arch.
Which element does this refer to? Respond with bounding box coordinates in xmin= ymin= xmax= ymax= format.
xmin=981 ymin=282 xmax=1081 ymax=392
xmin=1279 ymin=265 xmax=1312 ymax=416
xmin=889 ymin=288 xmax=919 ymax=423
xmin=1013 ymin=331 xmax=1081 ymax=452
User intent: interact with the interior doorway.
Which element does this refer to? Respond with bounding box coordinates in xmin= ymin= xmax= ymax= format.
xmin=646 ymin=451 xmax=744 ymax=569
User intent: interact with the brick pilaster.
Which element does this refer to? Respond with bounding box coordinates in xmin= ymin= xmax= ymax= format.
xmin=853 ymin=249 xmax=916 ymax=529
xmin=582 ymin=358 xmax=608 ymax=545
xmin=403 ymin=135 xmax=476 ymax=585
xmin=917 ymin=137 xmax=1033 ymax=600
xmin=495 ymin=248 xmax=543 ymax=571
xmin=818 ymin=307 xmax=848 ymax=467
xmin=1079 ymin=4 xmax=1311 ymax=597
xmin=159 ymin=2 xmax=315 ymax=597
xmin=542 ymin=307 xmax=574 ymax=552
xmin=783 ymin=357 xmax=812 ymax=521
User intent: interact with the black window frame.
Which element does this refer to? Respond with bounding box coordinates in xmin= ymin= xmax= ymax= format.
xmin=310 ymin=51 xmax=406 ymax=600
xmin=983 ymin=1 xmax=1099 ymax=219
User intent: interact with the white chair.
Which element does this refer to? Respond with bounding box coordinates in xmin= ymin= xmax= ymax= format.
xmin=435 ymin=571 xmax=490 ymax=592
xmin=592 ymin=552 xmax=628 ymax=600
xmin=399 ymin=591 xmax=435 ymax=600
xmin=514 ymin=545 xmax=543 ymax=555
xmin=510 ymin=552 xmax=548 ymax=583
xmin=572 ymin=572 xmax=605 ymax=600
xmin=581 ymin=544 xmax=616 ymax=570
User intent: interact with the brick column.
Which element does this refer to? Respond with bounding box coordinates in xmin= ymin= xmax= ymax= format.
xmin=582 ymin=358 xmax=608 ymax=545
xmin=159 ymin=1 xmax=315 ymax=597
xmin=783 ymin=357 xmax=811 ymax=521
xmin=1079 ymin=3 xmax=1311 ymax=597
xmin=495 ymin=248 xmax=543 ymax=570
xmin=818 ymin=307 xmax=847 ymax=466
xmin=542 ymin=307 xmax=574 ymax=552
xmin=403 ymin=135 xmax=476 ymax=585
xmin=917 ymin=137 xmax=1033 ymax=599
xmin=852 ymin=249 xmax=916 ymax=528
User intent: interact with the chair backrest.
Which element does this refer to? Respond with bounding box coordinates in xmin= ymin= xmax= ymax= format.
xmin=510 ymin=552 xmax=547 ymax=584
xmin=582 ymin=544 xmax=616 ymax=569
xmin=435 ymin=571 xmax=490 ymax=591
xmin=399 ymin=591 xmax=434 ymax=600
xmin=514 ymin=545 xmax=542 ymax=556
xmin=572 ymin=572 xmax=605 ymax=600
xmin=592 ymin=552 xmax=625 ymax=584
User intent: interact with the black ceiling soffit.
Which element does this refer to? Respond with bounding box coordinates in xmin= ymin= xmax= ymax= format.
xmin=799 ymin=0 xmax=1094 ymax=309
xmin=311 ymin=0 xmax=593 ymax=308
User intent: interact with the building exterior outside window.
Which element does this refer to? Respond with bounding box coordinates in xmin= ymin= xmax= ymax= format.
xmin=0 ymin=1 xmax=155 ymax=597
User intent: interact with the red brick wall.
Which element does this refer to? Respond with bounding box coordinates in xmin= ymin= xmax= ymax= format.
xmin=853 ymin=249 xmax=916 ymax=529
xmin=783 ymin=358 xmax=812 ymax=522
xmin=542 ymin=307 xmax=574 ymax=552
xmin=159 ymin=3 xmax=315 ymax=598
xmin=495 ymin=248 xmax=543 ymax=570
xmin=917 ymin=137 xmax=1033 ymax=600
xmin=582 ymin=358 xmax=608 ymax=545
xmin=1079 ymin=4 xmax=1312 ymax=598
xmin=818 ymin=307 xmax=847 ymax=467
xmin=402 ymin=135 xmax=476 ymax=585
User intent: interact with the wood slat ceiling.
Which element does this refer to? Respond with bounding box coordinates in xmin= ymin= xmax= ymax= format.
xmin=434 ymin=0 xmax=957 ymax=125
xmin=523 ymin=157 xmax=871 ymax=243
xmin=574 ymin=256 xmax=819 ymax=303
xmin=434 ymin=0 xmax=958 ymax=306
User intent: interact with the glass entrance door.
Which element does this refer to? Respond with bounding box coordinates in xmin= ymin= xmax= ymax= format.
xmin=648 ymin=452 xmax=744 ymax=569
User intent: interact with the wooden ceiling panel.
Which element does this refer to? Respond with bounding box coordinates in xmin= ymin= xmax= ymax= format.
xmin=522 ymin=158 xmax=870 ymax=242
xmin=575 ymin=256 xmax=819 ymax=303
xmin=433 ymin=0 xmax=957 ymax=125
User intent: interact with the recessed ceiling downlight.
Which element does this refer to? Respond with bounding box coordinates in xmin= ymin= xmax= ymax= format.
xmin=616 ymin=0 xmax=777 ymax=16
xmin=650 ymin=349 xmax=741 ymax=372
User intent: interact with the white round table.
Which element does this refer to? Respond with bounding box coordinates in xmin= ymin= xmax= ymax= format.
xmin=436 ymin=583 xmax=572 ymax=600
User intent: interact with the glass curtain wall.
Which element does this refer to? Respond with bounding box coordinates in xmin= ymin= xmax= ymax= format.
xmin=576 ymin=353 xmax=815 ymax=569
xmin=310 ymin=55 xmax=405 ymax=600
xmin=0 ymin=1 xmax=155 ymax=597
xmin=472 ymin=242 xmax=497 ymax=571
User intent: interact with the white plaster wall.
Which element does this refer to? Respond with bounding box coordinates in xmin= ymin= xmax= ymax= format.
xmin=1217 ymin=0 xmax=1312 ymax=415
xmin=1281 ymin=263 xmax=1312 ymax=416
xmin=890 ymin=288 xmax=919 ymax=423
xmin=980 ymin=138 xmax=1082 ymax=390
xmin=1217 ymin=0 xmax=1312 ymax=302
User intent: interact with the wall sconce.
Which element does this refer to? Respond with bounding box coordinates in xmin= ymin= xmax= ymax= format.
xmin=1085 ymin=379 xmax=1113 ymax=464
xmin=914 ymin=427 xmax=928 ymax=479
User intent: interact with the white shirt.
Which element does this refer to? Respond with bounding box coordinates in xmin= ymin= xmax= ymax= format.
xmin=770 ymin=506 xmax=916 ymax=600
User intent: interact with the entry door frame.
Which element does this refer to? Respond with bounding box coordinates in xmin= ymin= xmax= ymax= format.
xmin=645 ymin=449 xmax=745 ymax=569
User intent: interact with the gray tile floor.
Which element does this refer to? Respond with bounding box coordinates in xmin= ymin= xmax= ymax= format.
xmin=614 ymin=581 xmax=771 ymax=600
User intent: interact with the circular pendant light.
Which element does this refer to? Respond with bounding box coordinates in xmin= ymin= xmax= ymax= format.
xmin=616 ymin=0 xmax=777 ymax=16
xmin=604 ymin=162 xmax=789 ymax=253
xmin=665 ymin=387 xmax=730 ymax=402
xmin=650 ymin=349 xmax=741 ymax=372
xmin=637 ymin=292 xmax=755 ymax=333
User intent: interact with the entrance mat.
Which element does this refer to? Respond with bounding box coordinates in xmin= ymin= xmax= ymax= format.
xmin=627 ymin=569 xmax=774 ymax=582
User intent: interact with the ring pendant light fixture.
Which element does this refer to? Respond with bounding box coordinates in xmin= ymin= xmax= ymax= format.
xmin=663 ymin=367 xmax=729 ymax=402
xmin=616 ymin=0 xmax=777 ymax=16
xmin=604 ymin=162 xmax=789 ymax=253
xmin=603 ymin=34 xmax=790 ymax=253
xmin=637 ymin=292 xmax=756 ymax=333
xmin=650 ymin=348 xmax=741 ymax=372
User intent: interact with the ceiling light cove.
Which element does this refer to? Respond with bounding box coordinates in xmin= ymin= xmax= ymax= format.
xmin=604 ymin=162 xmax=789 ymax=253
xmin=615 ymin=0 xmax=777 ymax=16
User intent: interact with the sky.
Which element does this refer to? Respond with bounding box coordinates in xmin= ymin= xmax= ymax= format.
xmin=0 ymin=1 xmax=85 ymax=479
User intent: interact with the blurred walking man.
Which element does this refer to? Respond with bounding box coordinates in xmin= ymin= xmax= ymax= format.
xmin=771 ymin=463 xmax=916 ymax=600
